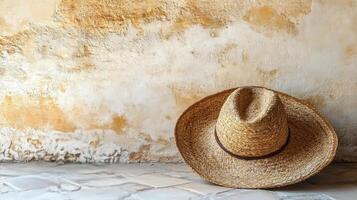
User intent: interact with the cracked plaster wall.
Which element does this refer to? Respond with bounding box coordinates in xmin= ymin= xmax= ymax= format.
xmin=0 ymin=0 xmax=356 ymax=163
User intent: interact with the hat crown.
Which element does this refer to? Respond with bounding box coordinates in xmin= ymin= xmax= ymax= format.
xmin=215 ymin=87 xmax=289 ymax=158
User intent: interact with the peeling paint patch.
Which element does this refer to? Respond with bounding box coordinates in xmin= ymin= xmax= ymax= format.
xmin=128 ymin=134 xmax=177 ymax=162
xmin=27 ymin=138 xmax=42 ymax=148
xmin=0 ymin=128 xmax=130 ymax=163
xmin=129 ymin=144 xmax=151 ymax=162
xmin=0 ymin=31 xmax=33 ymax=54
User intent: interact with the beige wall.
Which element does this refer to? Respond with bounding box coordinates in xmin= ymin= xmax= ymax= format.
xmin=0 ymin=0 xmax=356 ymax=162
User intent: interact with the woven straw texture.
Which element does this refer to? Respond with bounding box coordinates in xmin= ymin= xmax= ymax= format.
xmin=175 ymin=86 xmax=338 ymax=188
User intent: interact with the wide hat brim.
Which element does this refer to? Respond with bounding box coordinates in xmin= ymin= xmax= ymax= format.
xmin=175 ymin=87 xmax=338 ymax=188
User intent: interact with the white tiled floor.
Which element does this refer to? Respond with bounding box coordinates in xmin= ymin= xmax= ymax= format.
xmin=0 ymin=162 xmax=356 ymax=200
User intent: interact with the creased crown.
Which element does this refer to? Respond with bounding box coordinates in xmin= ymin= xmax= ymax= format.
xmin=215 ymin=87 xmax=289 ymax=158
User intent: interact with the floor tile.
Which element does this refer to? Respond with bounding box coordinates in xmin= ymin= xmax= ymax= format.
xmin=118 ymin=182 xmax=153 ymax=192
xmin=128 ymin=173 xmax=191 ymax=188
xmin=276 ymin=192 xmax=335 ymax=200
xmin=193 ymin=190 xmax=279 ymax=200
xmin=123 ymin=187 xmax=198 ymax=200
xmin=176 ymin=181 xmax=232 ymax=195
xmin=3 ymin=175 xmax=59 ymax=191
xmin=67 ymin=186 xmax=130 ymax=200
xmin=81 ymin=176 xmax=128 ymax=187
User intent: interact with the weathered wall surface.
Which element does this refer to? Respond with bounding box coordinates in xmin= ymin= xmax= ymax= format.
xmin=0 ymin=0 xmax=356 ymax=163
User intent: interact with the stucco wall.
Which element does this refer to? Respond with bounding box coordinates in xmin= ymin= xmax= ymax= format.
xmin=0 ymin=0 xmax=356 ymax=163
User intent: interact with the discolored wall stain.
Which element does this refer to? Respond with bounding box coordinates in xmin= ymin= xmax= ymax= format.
xmin=57 ymin=0 xmax=168 ymax=33
xmin=0 ymin=17 xmax=11 ymax=33
xmin=66 ymin=44 xmax=95 ymax=72
xmin=169 ymin=85 xmax=207 ymax=110
xmin=170 ymin=0 xmax=231 ymax=34
xmin=65 ymin=63 xmax=95 ymax=73
xmin=243 ymin=6 xmax=297 ymax=35
xmin=174 ymin=1 xmax=310 ymax=39
xmin=256 ymin=0 xmax=312 ymax=18
xmin=74 ymin=44 xmax=92 ymax=58
xmin=56 ymin=0 xmax=312 ymax=36
xmin=165 ymin=0 xmax=312 ymax=37
xmin=0 ymin=95 xmax=76 ymax=132
xmin=69 ymin=104 xmax=127 ymax=133
xmin=216 ymin=43 xmax=238 ymax=67
xmin=344 ymin=44 xmax=357 ymax=61
xmin=256 ymin=68 xmax=279 ymax=84
xmin=0 ymin=68 xmax=5 ymax=76
xmin=214 ymin=44 xmax=280 ymax=86
xmin=241 ymin=50 xmax=249 ymax=63
xmin=0 ymin=95 xmax=128 ymax=134
xmin=110 ymin=115 xmax=128 ymax=134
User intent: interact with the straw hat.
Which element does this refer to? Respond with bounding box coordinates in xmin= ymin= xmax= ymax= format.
xmin=175 ymin=86 xmax=337 ymax=188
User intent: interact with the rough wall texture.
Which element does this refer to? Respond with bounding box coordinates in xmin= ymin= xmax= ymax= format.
xmin=0 ymin=0 xmax=356 ymax=163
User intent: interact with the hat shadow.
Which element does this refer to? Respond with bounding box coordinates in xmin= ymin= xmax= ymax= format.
xmin=273 ymin=163 xmax=357 ymax=192
xmin=200 ymin=163 xmax=357 ymax=190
